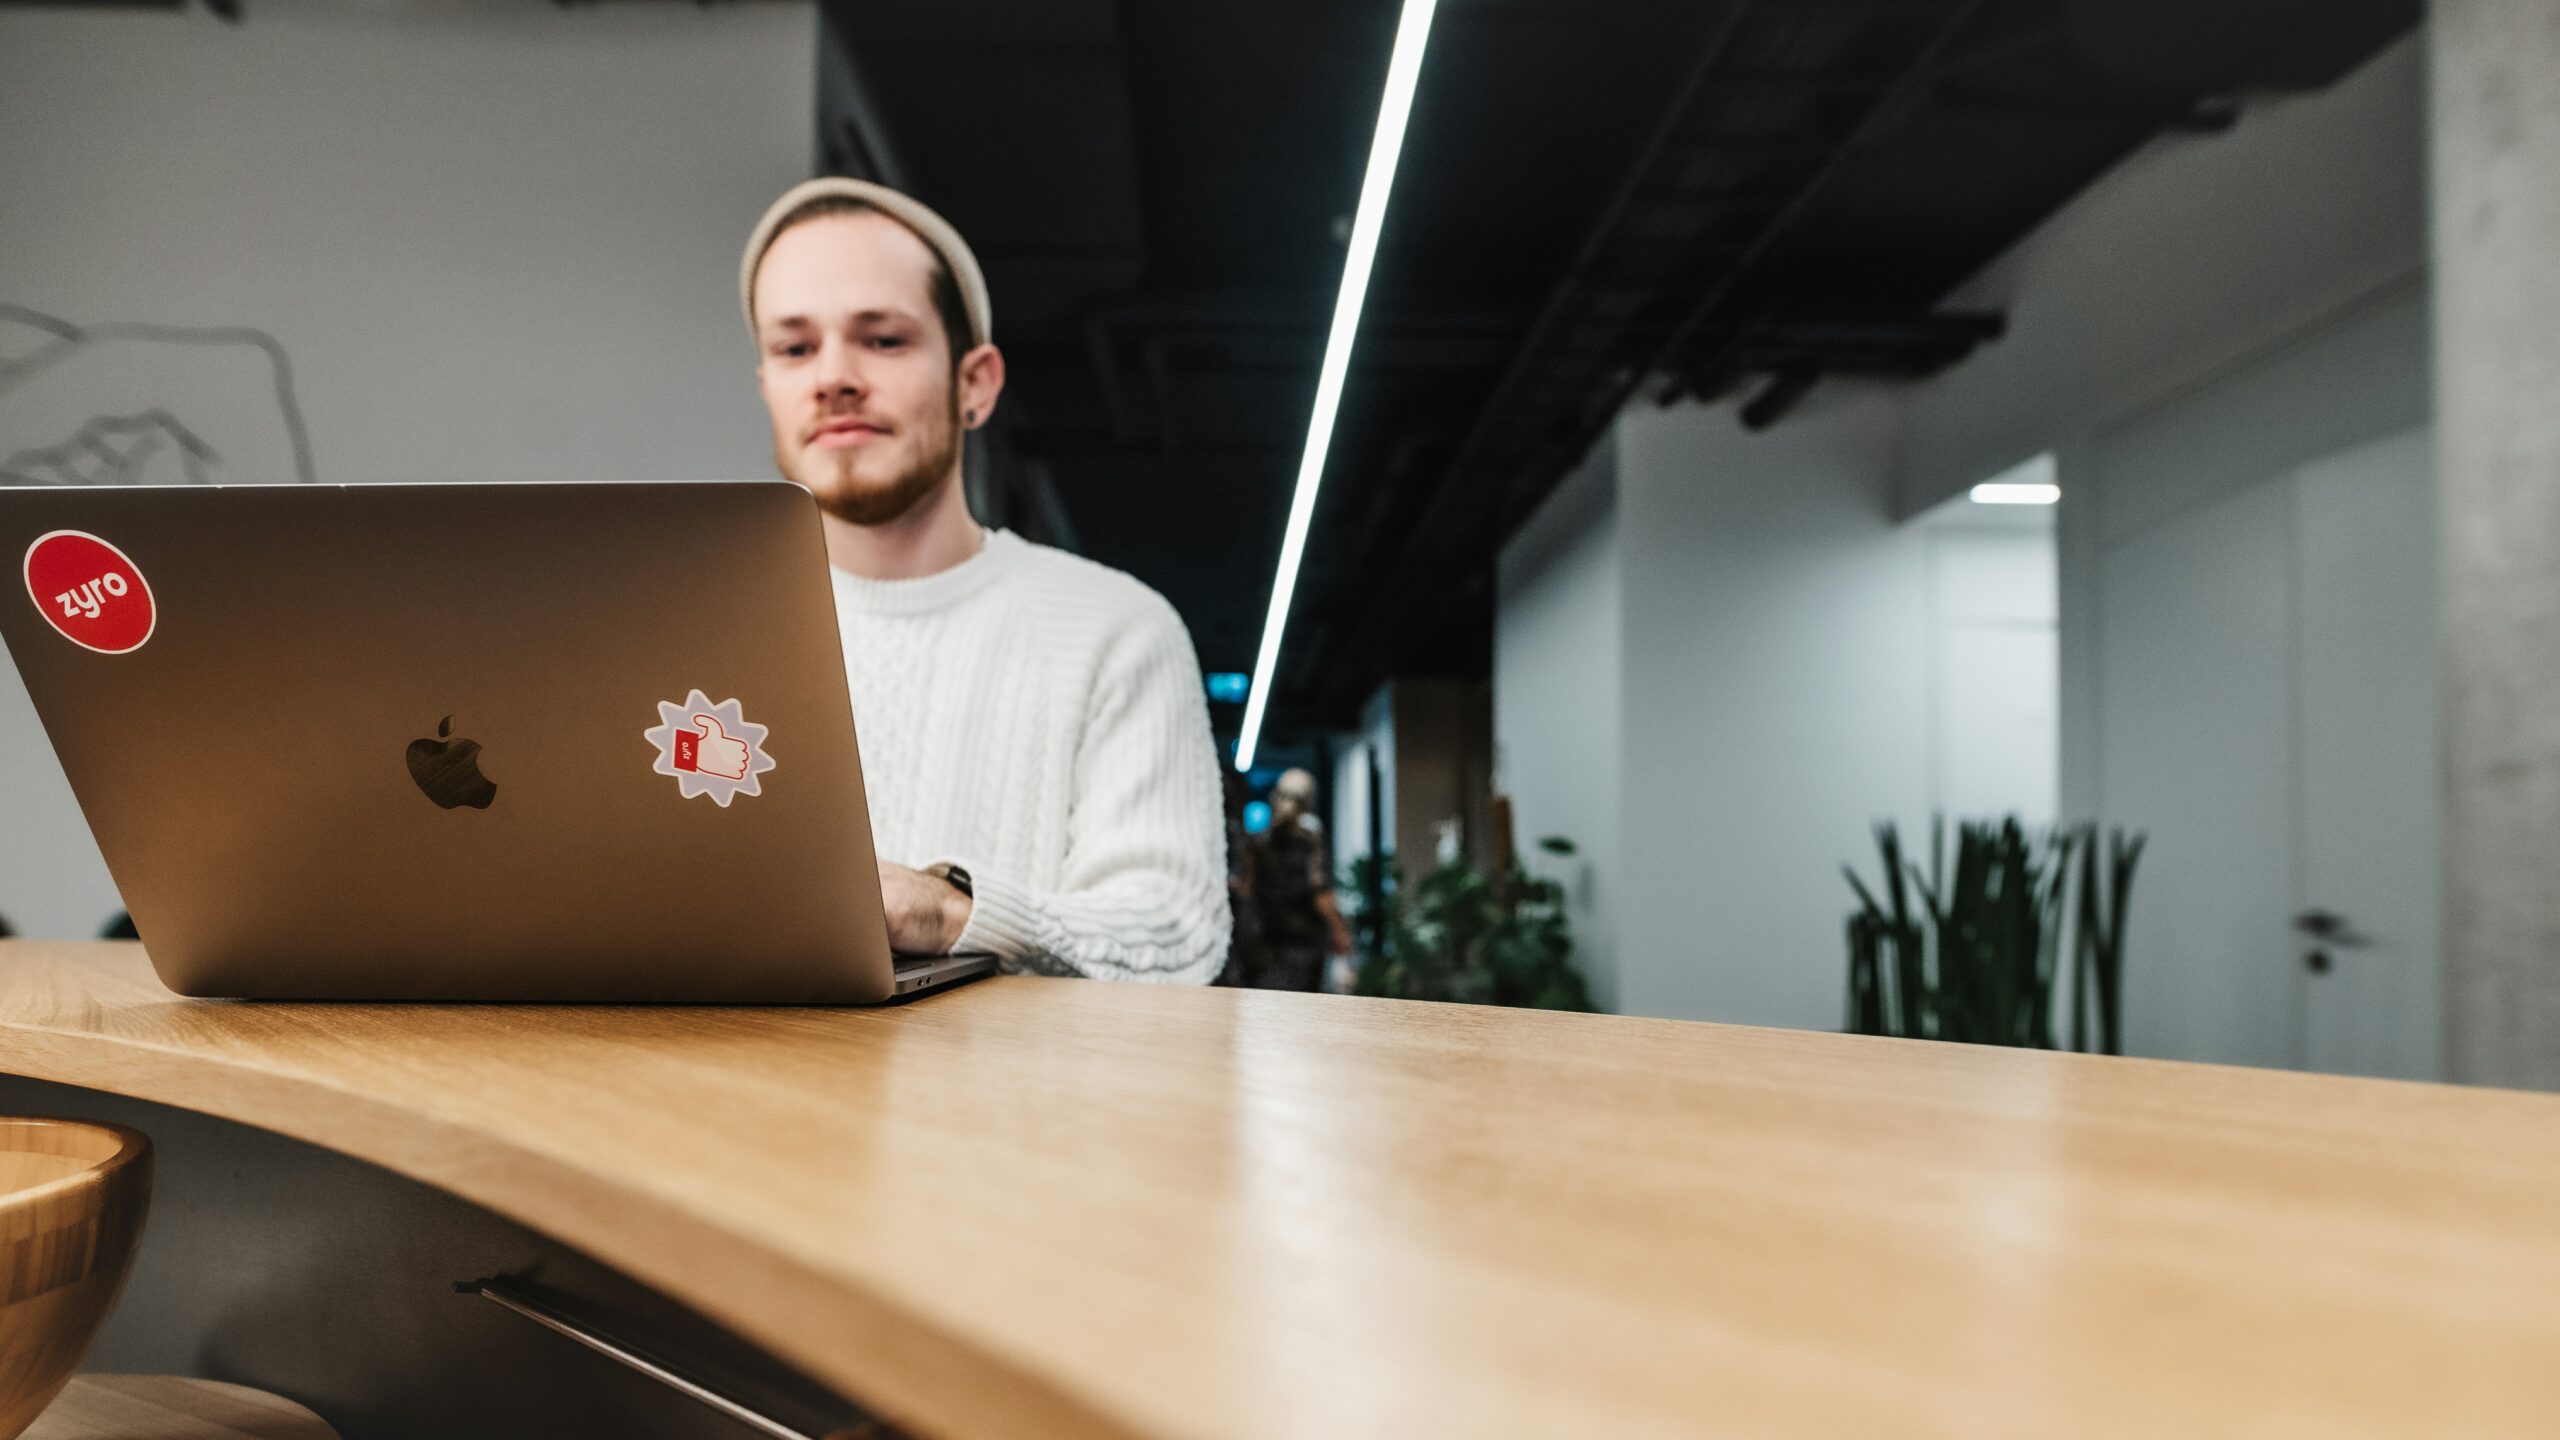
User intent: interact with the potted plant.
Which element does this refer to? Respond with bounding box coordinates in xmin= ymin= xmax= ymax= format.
xmin=1843 ymin=817 xmax=2142 ymax=1054
xmin=1347 ymin=837 xmax=1600 ymax=1011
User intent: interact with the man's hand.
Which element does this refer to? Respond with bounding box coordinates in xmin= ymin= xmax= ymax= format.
xmin=880 ymin=861 xmax=972 ymax=956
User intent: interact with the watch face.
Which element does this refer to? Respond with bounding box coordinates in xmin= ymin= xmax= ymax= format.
xmin=942 ymin=865 xmax=974 ymax=898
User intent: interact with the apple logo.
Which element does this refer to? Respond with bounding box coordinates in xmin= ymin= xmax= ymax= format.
xmin=406 ymin=715 xmax=497 ymax=810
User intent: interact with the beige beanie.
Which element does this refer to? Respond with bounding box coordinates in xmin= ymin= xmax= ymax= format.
xmin=738 ymin=177 xmax=992 ymax=347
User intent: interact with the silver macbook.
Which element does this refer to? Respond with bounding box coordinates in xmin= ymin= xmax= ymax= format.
xmin=0 ymin=480 xmax=994 ymax=1003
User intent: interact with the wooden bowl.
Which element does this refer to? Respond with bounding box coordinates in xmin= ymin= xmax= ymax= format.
xmin=0 ymin=1120 xmax=152 ymax=1440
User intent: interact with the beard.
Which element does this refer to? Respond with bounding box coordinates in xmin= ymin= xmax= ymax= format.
xmin=781 ymin=385 xmax=963 ymax=527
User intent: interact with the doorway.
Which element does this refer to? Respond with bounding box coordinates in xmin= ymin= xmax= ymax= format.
xmin=2096 ymin=425 xmax=2439 ymax=1079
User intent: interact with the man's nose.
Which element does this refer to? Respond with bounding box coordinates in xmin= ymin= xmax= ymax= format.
xmin=811 ymin=335 xmax=865 ymax=397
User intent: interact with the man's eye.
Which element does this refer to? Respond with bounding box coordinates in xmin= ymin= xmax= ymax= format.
xmin=776 ymin=343 xmax=810 ymax=359
xmin=870 ymin=336 xmax=908 ymax=351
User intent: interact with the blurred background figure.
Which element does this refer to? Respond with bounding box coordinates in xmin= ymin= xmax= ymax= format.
xmin=1244 ymin=769 xmax=1353 ymax=993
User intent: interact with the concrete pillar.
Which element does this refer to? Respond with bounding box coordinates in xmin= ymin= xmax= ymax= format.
xmin=2433 ymin=0 xmax=2560 ymax=1088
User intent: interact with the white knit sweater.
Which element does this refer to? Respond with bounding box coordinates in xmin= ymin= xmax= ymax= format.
xmin=828 ymin=529 xmax=1230 ymax=983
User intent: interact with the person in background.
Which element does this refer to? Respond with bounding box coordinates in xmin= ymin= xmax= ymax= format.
xmin=740 ymin=177 xmax=1228 ymax=981
xmin=1244 ymin=768 xmax=1353 ymax=991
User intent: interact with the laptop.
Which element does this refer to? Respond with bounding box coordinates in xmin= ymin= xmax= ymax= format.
xmin=0 ymin=480 xmax=995 ymax=1003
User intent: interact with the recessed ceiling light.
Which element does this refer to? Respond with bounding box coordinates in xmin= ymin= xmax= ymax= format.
xmin=1971 ymin=483 xmax=2061 ymax=505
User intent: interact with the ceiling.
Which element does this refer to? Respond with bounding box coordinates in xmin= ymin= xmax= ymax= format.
xmin=823 ymin=0 xmax=2415 ymax=742
xmin=32 ymin=0 xmax=2417 ymax=743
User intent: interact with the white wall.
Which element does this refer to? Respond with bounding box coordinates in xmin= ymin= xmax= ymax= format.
xmin=0 ymin=1 xmax=816 ymax=936
xmin=1496 ymin=404 xmax=2058 ymax=1026
xmin=1329 ymin=740 xmax=1374 ymax=879
xmin=1918 ymin=514 xmax=2058 ymax=824
xmin=1612 ymin=385 xmax=1933 ymax=1030
xmin=1494 ymin=437 xmax=1623 ymax=1008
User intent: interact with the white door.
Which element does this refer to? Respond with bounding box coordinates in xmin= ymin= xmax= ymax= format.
xmin=2101 ymin=476 xmax=2300 ymax=1069
xmin=2095 ymin=426 xmax=2438 ymax=1077
xmin=2294 ymin=428 xmax=2439 ymax=1080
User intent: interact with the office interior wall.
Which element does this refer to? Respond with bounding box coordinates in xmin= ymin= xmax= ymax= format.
xmin=1494 ymin=437 xmax=1623 ymax=1010
xmin=1496 ymin=399 xmax=2058 ymax=1027
xmin=1494 ymin=28 xmax=2424 ymax=1034
xmin=0 ymin=2 xmax=815 ymax=937
xmin=1894 ymin=29 xmax=2432 ymax=1070
xmin=1896 ymin=32 xmax=2427 ymax=518
xmin=1611 ymin=385 xmax=1932 ymax=1030
xmin=1328 ymin=739 xmax=1375 ymax=881
xmin=1918 ymin=516 xmax=2059 ymax=825
xmin=2083 ymin=291 xmax=2435 ymax=1074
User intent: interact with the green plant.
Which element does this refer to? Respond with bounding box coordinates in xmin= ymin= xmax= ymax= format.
xmin=2069 ymin=825 xmax=2143 ymax=1056
xmin=1843 ymin=817 xmax=2144 ymax=1053
xmin=1347 ymin=837 xmax=1600 ymax=1011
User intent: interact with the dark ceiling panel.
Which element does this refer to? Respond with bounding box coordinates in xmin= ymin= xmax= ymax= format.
xmin=819 ymin=0 xmax=2419 ymax=738
xmin=1118 ymin=0 xmax=1385 ymax=293
xmin=822 ymin=11 xmax=1148 ymax=336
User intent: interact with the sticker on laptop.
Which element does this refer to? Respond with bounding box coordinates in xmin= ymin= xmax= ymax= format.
xmin=23 ymin=530 xmax=156 ymax=655
xmin=644 ymin=690 xmax=775 ymax=806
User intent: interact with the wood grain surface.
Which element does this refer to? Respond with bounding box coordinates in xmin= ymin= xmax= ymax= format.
xmin=21 ymin=1378 xmax=335 ymax=1440
xmin=2 ymin=941 xmax=2558 ymax=1440
xmin=0 ymin=1118 xmax=149 ymax=1440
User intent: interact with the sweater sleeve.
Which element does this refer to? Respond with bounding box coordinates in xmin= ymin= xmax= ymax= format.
xmin=936 ymin=593 xmax=1231 ymax=982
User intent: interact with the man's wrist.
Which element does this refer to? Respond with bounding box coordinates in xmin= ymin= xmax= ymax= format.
xmin=933 ymin=864 xmax=976 ymax=952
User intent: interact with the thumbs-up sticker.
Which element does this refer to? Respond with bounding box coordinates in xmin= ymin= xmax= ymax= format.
xmin=644 ymin=690 xmax=774 ymax=806
xmin=680 ymin=713 xmax=752 ymax=779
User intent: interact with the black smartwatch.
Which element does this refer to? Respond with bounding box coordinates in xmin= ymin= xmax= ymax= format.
xmin=939 ymin=864 xmax=974 ymax=899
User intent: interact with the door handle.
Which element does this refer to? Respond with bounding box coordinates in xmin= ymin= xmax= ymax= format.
xmin=2293 ymin=909 xmax=2371 ymax=947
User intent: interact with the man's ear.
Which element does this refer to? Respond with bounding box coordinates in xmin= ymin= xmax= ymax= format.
xmin=958 ymin=343 xmax=1006 ymax=429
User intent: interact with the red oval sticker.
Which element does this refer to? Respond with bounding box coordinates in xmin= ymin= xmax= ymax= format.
xmin=24 ymin=530 xmax=156 ymax=654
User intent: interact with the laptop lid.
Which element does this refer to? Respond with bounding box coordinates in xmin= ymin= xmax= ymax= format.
xmin=0 ymin=480 xmax=899 ymax=1002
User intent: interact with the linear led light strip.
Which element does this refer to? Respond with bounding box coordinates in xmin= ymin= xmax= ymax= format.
xmin=1234 ymin=0 xmax=1440 ymax=773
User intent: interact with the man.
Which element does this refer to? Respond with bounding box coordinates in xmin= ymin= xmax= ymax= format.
xmin=1243 ymin=768 xmax=1355 ymax=992
xmin=740 ymin=177 xmax=1228 ymax=982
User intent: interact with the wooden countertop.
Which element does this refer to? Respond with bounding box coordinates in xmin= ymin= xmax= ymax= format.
xmin=3 ymin=942 xmax=2558 ymax=1439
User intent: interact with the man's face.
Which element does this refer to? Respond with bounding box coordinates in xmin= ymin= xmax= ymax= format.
xmin=753 ymin=212 xmax=965 ymax=526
